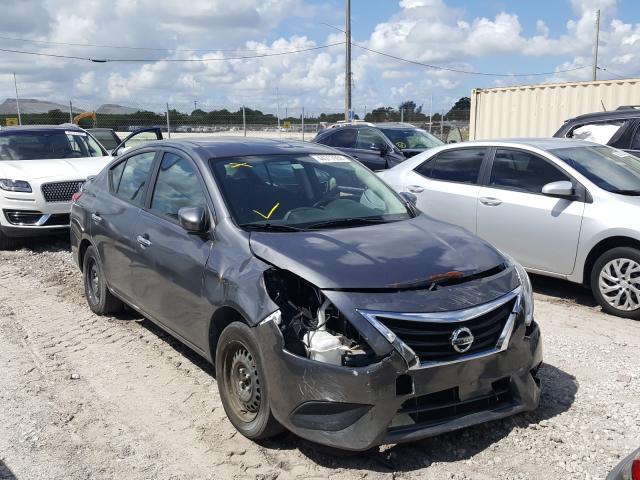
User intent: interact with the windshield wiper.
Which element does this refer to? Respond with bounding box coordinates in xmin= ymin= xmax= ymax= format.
xmin=610 ymin=189 xmax=640 ymax=196
xmin=240 ymin=223 xmax=305 ymax=232
xmin=306 ymin=217 xmax=391 ymax=229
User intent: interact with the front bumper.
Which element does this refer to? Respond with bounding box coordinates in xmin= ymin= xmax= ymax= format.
xmin=255 ymin=319 xmax=542 ymax=451
xmin=1 ymin=190 xmax=73 ymax=237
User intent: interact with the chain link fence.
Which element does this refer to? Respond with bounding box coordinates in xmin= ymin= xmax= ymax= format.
xmin=0 ymin=100 xmax=470 ymax=143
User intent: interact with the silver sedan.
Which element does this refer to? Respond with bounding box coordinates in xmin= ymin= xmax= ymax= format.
xmin=378 ymin=138 xmax=640 ymax=319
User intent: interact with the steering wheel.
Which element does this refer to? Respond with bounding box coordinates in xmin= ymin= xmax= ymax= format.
xmin=312 ymin=197 xmax=335 ymax=209
xmin=63 ymin=151 xmax=83 ymax=158
xmin=412 ymin=143 xmax=427 ymax=148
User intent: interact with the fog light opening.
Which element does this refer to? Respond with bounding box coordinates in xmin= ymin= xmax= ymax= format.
xmin=396 ymin=374 xmax=414 ymax=396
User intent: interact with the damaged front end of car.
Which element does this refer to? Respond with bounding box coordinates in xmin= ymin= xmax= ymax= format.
xmin=252 ymin=262 xmax=542 ymax=451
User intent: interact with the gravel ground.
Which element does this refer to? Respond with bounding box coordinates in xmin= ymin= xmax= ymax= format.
xmin=0 ymin=238 xmax=639 ymax=480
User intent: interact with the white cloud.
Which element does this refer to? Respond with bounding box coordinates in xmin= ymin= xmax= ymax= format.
xmin=1 ymin=0 xmax=639 ymax=116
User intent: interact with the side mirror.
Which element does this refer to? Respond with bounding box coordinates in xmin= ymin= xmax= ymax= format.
xmin=541 ymin=180 xmax=574 ymax=199
xmin=178 ymin=207 xmax=208 ymax=233
xmin=399 ymin=191 xmax=417 ymax=205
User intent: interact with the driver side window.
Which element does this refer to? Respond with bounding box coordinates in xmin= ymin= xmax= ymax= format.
xmin=490 ymin=149 xmax=569 ymax=194
xmin=356 ymin=129 xmax=387 ymax=150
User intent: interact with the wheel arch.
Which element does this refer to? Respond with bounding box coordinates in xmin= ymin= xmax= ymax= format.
xmin=208 ymin=306 xmax=249 ymax=364
xmin=583 ymin=236 xmax=640 ymax=285
xmin=78 ymin=238 xmax=94 ymax=272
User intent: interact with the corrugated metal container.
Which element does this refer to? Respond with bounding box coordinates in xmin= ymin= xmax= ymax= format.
xmin=469 ymin=78 xmax=640 ymax=140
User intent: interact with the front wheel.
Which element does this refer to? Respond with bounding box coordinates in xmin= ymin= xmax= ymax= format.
xmin=215 ymin=322 xmax=283 ymax=440
xmin=591 ymin=247 xmax=640 ymax=320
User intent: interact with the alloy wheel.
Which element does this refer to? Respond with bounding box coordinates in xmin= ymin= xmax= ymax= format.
xmin=598 ymin=258 xmax=640 ymax=311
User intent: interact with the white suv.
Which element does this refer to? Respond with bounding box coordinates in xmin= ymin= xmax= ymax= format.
xmin=0 ymin=125 xmax=163 ymax=248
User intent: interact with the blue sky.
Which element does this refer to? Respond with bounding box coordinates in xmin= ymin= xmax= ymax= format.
xmin=0 ymin=0 xmax=638 ymax=115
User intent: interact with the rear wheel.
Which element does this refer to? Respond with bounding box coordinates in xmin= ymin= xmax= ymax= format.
xmin=83 ymin=245 xmax=123 ymax=315
xmin=591 ymin=247 xmax=640 ymax=320
xmin=215 ymin=322 xmax=283 ymax=440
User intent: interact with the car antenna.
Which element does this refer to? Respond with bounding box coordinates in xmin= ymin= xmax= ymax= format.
xmin=601 ymin=99 xmax=607 ymax=111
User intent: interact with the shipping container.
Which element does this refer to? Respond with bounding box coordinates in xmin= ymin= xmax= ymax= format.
xmin=469 ymin=78 xmax=640 ymax=140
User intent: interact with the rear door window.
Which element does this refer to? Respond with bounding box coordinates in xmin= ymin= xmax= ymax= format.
xmin=490 ymin=149 xmax=569 ymax=194
xmin=415 ymin=148 xmax=486 ymax=184
xmin=111 ymin=151 xmax=156 ymax=205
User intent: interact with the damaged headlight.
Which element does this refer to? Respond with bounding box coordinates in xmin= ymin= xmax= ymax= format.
xmin=513 ymin=261 xmax=534 ymax=327
xmin=263 ymin=268 xmax=378 ymax=367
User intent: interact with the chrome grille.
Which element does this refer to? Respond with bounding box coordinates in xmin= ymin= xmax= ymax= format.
xmin=358 ymin=289 xmax=521 ymax=366
xmin=376 ymin=298 xmax=516 ymax=362
xmin=41 ymin=181 xmax=84 ymax=203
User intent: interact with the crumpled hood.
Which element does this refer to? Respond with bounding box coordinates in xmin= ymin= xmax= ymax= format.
xmin=0 ymin=156 xmax=112 ymax=181
xmin=249 ymin=215 xmax=507 ymax=289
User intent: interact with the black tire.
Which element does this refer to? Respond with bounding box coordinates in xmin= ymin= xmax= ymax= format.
xmin=82 ymin=245 xmax=123 ymax=315
xmin=0 ymin=230 xmax=18 ymax=250
xmin=215 ymin=322 xmax=284 ymax=440
xmin=590 ymin=246 xmax=640 ymax=320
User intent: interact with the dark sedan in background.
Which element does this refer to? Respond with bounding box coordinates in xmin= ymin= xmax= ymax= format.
xmin=70 ymin=137 xmax=541 ymax=451
xmin=312 ymin=122 xmax=443 ymax=170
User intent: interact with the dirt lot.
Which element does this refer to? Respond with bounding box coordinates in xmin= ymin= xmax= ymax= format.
xmin=1 ymin=238 xmax=639 ymax=480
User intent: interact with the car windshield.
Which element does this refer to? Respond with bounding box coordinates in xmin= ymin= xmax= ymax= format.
xmin=379 ymin=128 xmax=443 ymax=150
xmin=210 ymin=153 xmax=412 ymax=229
xmin=550 ymin=145 xmax=640 ymax=194
xmin=0 ymin=129 xmax=107 ymax=160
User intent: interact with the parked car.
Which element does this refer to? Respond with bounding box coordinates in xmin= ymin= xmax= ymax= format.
xmin=554 ymin=106 xmax=640 ymax=157
xmin=378 ymin=138 xmax=640 ymax=319
xmin=607 ymin=446 xmax=640 ymax=480
xmin=85 ymin=128 xmax=122 ymax=152
xmin=0 ymin=125 xmax=162 ymax=249
xmin=70 ymin=137 xmax=541 ymax=451
xmin=311 ymin=122 xmax=443 ymax=170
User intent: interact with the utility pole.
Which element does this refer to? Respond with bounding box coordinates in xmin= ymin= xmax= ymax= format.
xmin=276 ymin=87 xmax=280 ymax=129
xmin=593 ymin=9 xmax=600 ymax=81
xmin=69 ymin=101 xmax=73 ymax=124
xmin=166 ymin=103 xmax=171 ymax=139
xmin=194 ymin=100 xmax=198 ymax=111
xmin=429 ymin=95 xmax=433 ymax=133
xmin=301 ymin=107 xmax=305 ymax=141
xmin=242 ymin=106 xmax=246 ymax=137
xmin=13 ymin=73 xmax=22 ymax=126
xmin=345 ymin=0 xmax=352 ymax=122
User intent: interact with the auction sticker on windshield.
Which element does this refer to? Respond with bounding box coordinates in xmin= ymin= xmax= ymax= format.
xmin=310 ymin=154 xmax=351 ymax=163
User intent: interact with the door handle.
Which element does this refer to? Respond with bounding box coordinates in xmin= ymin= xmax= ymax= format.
xmin=91 ymin=213 xmax=102 ymax=223
xmin=479 ymin=197 xmax=502 ymax=206
xmin=408 ymin=185 xmax=424 ymax=193
xmin=136 ymin=235 xmax=152 ymax=248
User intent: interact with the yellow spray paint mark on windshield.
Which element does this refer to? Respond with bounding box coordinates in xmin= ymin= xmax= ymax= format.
xmin=395 ymin=141 xmax=406 ymax=149
xmin=229 ymin=162 xmax=252 ymax=168
xmin=253 ymin=203 xmax=280 ymax=220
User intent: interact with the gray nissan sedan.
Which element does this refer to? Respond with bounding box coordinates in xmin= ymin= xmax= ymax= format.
xmin=70 ymin=137 xmax=542 ymax=451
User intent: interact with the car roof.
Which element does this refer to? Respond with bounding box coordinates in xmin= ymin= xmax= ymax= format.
xmin=139 ymin=136 xmax=343 ymax=158
xmin=563 ymin=108 xmax=640 ymax=124
xmin=438 ymin=137 xmax=601 ymax=151
xmin=0 ymin=124 xmax=85 ymax=134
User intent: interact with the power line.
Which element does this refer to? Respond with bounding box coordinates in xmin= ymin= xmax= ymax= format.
xmin=0 ymin=42 xmax=344 ymax=63
xmin=598 ymin=66 xmax=626 ymax=79
xmin=351 ymin=43 xmax=591 ymax=77
xmin=0 ymin=34 xmax=327 ymax=54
